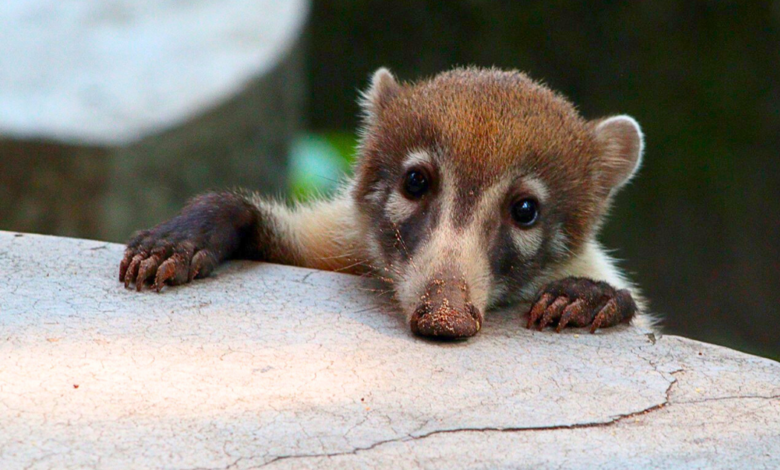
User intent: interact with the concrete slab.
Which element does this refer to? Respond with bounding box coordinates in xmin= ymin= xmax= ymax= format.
xmin=1 ymin=231 xmax=778 ymax=469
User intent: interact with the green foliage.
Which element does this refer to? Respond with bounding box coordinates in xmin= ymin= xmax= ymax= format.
xmin=289 ymin=132 xmax=357 ymax=201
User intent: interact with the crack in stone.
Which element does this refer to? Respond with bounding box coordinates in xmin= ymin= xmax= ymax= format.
xmin=253 ymin=372 xmax=682 ymax=468
xmin=250 ymin=378 xmax=780 ymax=469
xmin=675 ymin=394 xmax=780 ymax=404
xmin=190 ymin=456 xmax=244 ymax=470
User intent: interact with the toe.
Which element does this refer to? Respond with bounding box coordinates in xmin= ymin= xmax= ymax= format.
xmin=124 ymin=254 xmax=145 ymax=288
xmin=119 ymin=249 xmax=134 ymax=281
xmin=556 ymin=299 xmax=586 ymax=332
xmin=135 ymin=255 xmax=161 ymax=291
xmin=527 ymin=293 xmax=554 ymax=329
xmin=539 ymin=296 xmax=568 ymax=331
xmin=154 ymin=254 xmax=190 ymax=292
xmin=168 ymin=253 xmax=192 ymax=286
xmin=189 ymin=250 xmax=217 ymax=281
xmin=590 ymin=298 xmax=618 ymax=333
xmin=153 ymin=258 xmax=175 ymax=292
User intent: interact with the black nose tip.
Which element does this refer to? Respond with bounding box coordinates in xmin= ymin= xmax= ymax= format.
xmin=410 ymin=302 xmax=483 ymax=339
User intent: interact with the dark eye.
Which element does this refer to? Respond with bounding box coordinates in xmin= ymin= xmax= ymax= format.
xmin=511 ymin=198 xmax=539 ymax=227
xmin=402 ymin=168 xmax=430 ymax=199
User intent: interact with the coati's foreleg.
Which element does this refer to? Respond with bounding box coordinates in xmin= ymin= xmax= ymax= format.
xmin=120 ymin=190 xmax=361 ymax=291
xmin=120 ymin=192 xmax=264 ymax=291
xmin=526 ymin=278 xmax=637 ymax=333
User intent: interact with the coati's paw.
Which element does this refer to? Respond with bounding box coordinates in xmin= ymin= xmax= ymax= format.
xmin=526 ymin=277 xmax=637 ymax=333
xmin=119 ymin=229 xmax=219 ymax=292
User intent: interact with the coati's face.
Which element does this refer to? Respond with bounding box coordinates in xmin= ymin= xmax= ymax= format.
xmin=353 ymin=67 xmax=643 ymax=339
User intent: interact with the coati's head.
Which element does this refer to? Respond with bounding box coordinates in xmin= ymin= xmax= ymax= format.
xmin=352 ymin=67 xmax=643 ymax=339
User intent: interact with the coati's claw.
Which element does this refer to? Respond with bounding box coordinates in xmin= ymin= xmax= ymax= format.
xmin=526 ymin=293 xmax=554 ymax=329
xmin=538 ymin=297 xmax=569 ymax=331
xmin=189 ymin=250 xmax=218 ymax=280
xmin=526 ymin=277 xmax=637 ymax=333
xmin=119 ymin=250 xmax=133 ymax=281
xmin=153 ymin=254 xmax=188 ymax=292
xmin=123 ymin=253 xmax=145 ymax=289
xmin=557 ymin=299 xmax=586 ymax=332
xmin=136 ymin=255 xmax=161 ymax=291
xmin=120 ymin=228 xmax=218 ymax=292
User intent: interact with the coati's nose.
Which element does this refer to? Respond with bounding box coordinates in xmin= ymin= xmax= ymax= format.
xmin=410 ymin=302 xmax=483 ymax=339
xmin=409 ymin=278 xmax=483 ymax=339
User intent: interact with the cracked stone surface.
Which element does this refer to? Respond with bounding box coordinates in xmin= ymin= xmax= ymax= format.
xmin=1 ymin=231 xmax=778 ymax=469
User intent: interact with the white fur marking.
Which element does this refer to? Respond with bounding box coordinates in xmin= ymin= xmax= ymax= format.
xmin=522 ymin=176 xmax=549 ymax=205
xmin=511 ymin=228 xmax=544 ymax=258
xmin=403 ymin=149 xmax=433 ymax=170
xmin=384 ymin=150 xmax=434 ymax=224
xmin=509 ymin=176 xmax=549 ymax=259
xmin=386 ymin=192 xmax=417 ymax=224
xmin=549 ymin=229 xmax=569 ymax=258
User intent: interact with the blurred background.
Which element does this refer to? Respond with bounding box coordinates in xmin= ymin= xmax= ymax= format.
xmin=1 ymin=1 xmax=778 ymax=359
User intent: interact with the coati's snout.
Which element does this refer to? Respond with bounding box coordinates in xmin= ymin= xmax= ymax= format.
xmin=409 ymin=277 xmax=483 ymax=339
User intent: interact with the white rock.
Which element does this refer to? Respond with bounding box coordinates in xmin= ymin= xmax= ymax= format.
xmin=0 ymin=231 xmax=778 ymax=469
xmin=0 ymin=0 xmax=309 ymax=145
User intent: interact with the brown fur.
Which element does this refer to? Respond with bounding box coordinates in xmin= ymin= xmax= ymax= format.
xmin=356 ymin=68 xmax=606 ymax=256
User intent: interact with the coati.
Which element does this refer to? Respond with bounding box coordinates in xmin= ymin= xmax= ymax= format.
xmin=120 ymin=67 xmax=655 ymax=339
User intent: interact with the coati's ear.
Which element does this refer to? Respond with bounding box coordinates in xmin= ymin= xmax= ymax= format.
xmin=592 ymin=115 xmax=644 ymax=193
xmin=359 ymin=67 xmax=401 ymax=123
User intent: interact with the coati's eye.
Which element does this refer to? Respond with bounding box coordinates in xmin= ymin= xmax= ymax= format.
xmin=402 ymin=168 xmax=430 ymax=199
xmin=511 ymin=198 xmax=539 ymax=227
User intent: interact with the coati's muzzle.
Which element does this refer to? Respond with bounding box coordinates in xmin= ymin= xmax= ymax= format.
xmin=409 ymin=277 xmax=483 ymax=339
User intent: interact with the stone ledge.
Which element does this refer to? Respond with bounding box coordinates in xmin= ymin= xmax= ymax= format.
xmin=0 ymin=231 xmax=778 ymax=469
